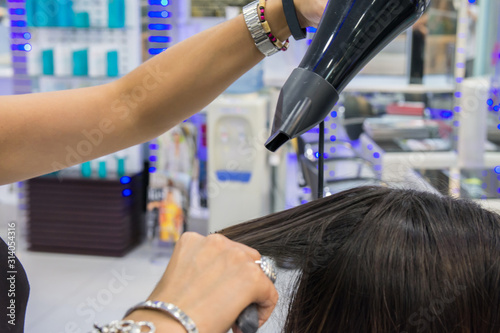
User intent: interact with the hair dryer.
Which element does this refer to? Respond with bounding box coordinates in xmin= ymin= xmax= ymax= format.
xmin=265 ymin=0 xmax=430 ymax=152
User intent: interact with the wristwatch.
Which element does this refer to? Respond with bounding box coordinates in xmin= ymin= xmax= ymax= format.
xmin=243 ymin=0 xmax=280 ymax=57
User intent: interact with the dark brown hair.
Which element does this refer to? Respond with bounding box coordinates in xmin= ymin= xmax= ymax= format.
xmin=220 ymin=186 xmax=500 ymax=332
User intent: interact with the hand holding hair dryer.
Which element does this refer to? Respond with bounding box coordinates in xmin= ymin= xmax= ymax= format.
xmin=266 ymin=0 xmax=431 ymax=152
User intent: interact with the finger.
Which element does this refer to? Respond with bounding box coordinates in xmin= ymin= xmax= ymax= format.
xmin=207 ymin=233 xmax=262 ymax=261
xmin=228 ymin=240 xmax=262 ymax=262
xmin=235 ymin=260 xmax=278 ymax=327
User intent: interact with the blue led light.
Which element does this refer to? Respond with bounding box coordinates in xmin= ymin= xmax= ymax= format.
xmin=149 ymin=36 xmax=170 ymax=43
xmin=301 ymin=200 xmax=308 ymax=205
xmin=331 ymin=111 xmax=337 ymax=118
xmin=330 ymin=135 xmax=336 ymax=142
xmin=456 ymin=77 xmax=463 ymax=83
xmin=306 ymin=27 xmax=317 ymax=33
xmin=11 ymin=43 xmax=31 ymax=52
xmin=324 ymin=153 xmax=329 ymax=159
xmin=9 ymin=8 xmax=25 ymax=15
xmin=303 ymin=187 xmax=311 ymax=194
xmin=149 ymin=10 xmax=170 ymax=18
xmin=373 ymin=152 xmax=380 ymax=159
xmin=494 ymin=105 xmax=500 ymax=112
xmin=314 ymin=152 xmax=320 ymax=158
xmin=23 ymin=32 xmax=31 ymax=40
xmin=494 ymin=166 xmax=500 ymax=174
xmin=149 ymin=24 xmax=171 ymax=30
xmin=487 ymin=99 xmax=494 ymax=106
xmin=455 ymin=92 xmax=462 ymax=98
xmin=149 ymin=167 xmax=157 ymax=173
xmin=497 ymin=124 xmax=500 ymax=130
xmin=468 ymin=0 xmax=476 ymax=3
xmin=149 ymin=48 xmax=167 ymax=55
xmin=149 ymin=156 xmax=157 ymax=162
xmin=149 ymin=0 xmax=169 ymax=5
xmin=149 ymin=143 xmax=158 ymax=150
xmin=120 ymin=176 xmax=131 ymax=185
xmin=11 ymin=20 xmax=27 ymax=27
xmin=122 ymin=189 xmax=132 ymax=197
xmin=439 ymin=110 xmax=453 ymax=119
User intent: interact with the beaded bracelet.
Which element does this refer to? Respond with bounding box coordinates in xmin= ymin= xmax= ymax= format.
xmin=258 ymin=0 xmax=290 ymax=51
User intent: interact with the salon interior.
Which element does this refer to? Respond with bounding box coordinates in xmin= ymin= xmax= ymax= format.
xmin=0 ymin=0 xmax=499 ymax=331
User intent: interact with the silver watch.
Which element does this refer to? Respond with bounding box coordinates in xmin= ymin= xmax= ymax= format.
xmin=243 ymin=0 xmax=280 ymax=57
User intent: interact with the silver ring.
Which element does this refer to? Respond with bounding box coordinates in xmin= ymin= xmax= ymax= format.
xmin=255 ymin=257 xmax=277 ymax=283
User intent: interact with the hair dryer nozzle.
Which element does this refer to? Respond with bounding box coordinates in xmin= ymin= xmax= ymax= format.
xmin=265 ymin=68 xmax=339 ymax=152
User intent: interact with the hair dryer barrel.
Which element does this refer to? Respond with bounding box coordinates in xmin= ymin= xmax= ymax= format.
xmin=265 ymin=0 xmax=430 ymax=152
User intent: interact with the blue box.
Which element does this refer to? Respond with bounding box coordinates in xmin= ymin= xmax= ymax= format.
xmin=108 ymin=0 xmax=125 ymax=28
xmin=36 ymin=0 xmax=58 ymax=27
xmin=74 ymin=12 xmax=90 ymax=28
xmin=42 ymin=50 xmax=54 ymax=75
xmin=107 ymin=51 xmax=119 ymax=77
xmin=26 ymin=0 xmax=37 ymax=27
xmin=73 ymin=50 xmax=88 ymax=76
xmin=57 ymin=0 xmax=74 ymax=27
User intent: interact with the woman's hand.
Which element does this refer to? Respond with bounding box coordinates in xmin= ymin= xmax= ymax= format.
xmin=294 ymin=0 xmax=329 ymax=28
xmin=125 ymin=232 xmax=278 ymax=333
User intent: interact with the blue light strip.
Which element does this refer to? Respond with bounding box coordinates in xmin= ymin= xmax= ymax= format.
xmin=148 ymin=23 xmax=171 ymax=31
xmin=149 ymin=48 xmax=167 ymax=55
xmin=148 ymin=10 xmax=170 ymax=18
xmin=8 ymin=0 xmax=32 ymax=95
xmin=149 ymin=36 xmax=170 ymax=43
xmin=147 ymin=1 xmax=172 ymax=174
xmin=149 ymin=0 xmax=169 ymax=5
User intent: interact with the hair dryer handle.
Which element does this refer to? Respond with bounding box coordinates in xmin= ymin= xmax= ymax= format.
xmin=235 ymin=257 xmax=277 ymax=333
xmin=236 ymin=304 xmax=260 ymax=333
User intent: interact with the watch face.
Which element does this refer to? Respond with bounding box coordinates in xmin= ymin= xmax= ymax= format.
xmin=191 ymin=0 xmax=247 ymax=17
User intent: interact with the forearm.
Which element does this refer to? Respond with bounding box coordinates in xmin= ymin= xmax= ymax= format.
xmin=113 ymin=0 xmax=291 ymax=137
xmin=0 ymin=0 xmax=291 ymax=185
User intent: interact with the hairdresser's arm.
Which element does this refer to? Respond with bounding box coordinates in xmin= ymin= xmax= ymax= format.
xmin=124 ymin=233 xmax=278 ymax=333
xmin=0 ymin=0 xmax=325 ymax=185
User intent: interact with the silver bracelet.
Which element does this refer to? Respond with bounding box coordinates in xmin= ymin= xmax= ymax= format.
xmin=125 ymin=300 xmax=199 ymax=333
xmin=92 ymin=320 xmax=155 ymax=333
xmin=243 ymin=0 xmax=280 ymax=56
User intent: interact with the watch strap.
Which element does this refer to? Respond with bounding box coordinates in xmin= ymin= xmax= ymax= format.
xmin=243 ymin=0 xmax=280 ymax=56
xmin=282 ymin=0 xmax=307 ymax=40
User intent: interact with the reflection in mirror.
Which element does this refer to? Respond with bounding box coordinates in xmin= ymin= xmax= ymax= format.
xmin=423 ymin=0 xmax=458 ymax=80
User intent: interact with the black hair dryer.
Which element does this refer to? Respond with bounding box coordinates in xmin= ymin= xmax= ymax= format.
xmin=265 ymin=0 xmax=430 ymax=152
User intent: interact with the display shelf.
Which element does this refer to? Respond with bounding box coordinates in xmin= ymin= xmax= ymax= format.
xmin=26 ymin=171 xmax=145 ymax=257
